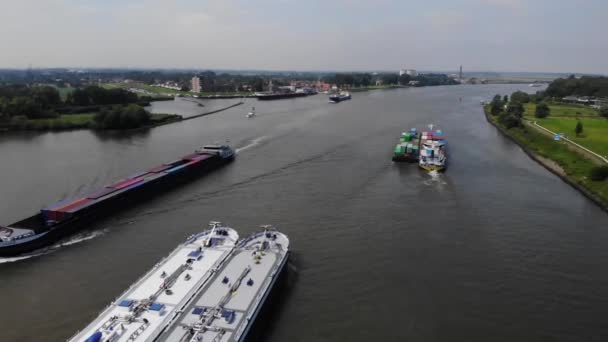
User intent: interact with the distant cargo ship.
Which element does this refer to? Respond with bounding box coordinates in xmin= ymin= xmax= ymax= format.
xmin=329 ymin=91 xmax=351 ymax=103
xmin=0 ymin=145 xmax=235 ymax=257
xmin=255 ymin=92 xmax=307 ymax=100
xmin=255 ymin=88 xmax=316 ymax=101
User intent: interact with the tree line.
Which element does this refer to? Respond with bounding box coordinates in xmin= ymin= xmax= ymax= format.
xmin=545 ymin=75 xmax=608 ymax=98
xmin=321 ymin=72 xmax=457 ymax=87
xmin=0 ymin=85 xmax=153 ymax=130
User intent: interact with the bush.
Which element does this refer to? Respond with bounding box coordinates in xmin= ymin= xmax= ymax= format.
xmin=490 ymin=94 xmax=503 ymax=115
xmin=589 ymin=166 xmax=608 ymax=181
xmin=506 ymin=101 xmax=525 ymax=118
xmin=535 ymin=102 xmax=550 ymax=118
xmin=94 ymin=104 xmax=151 ymax=130
xmin=511 ymin=91 xmax=530 ymax=103
xmin=498 ymin=113 xmax=521 ymax=129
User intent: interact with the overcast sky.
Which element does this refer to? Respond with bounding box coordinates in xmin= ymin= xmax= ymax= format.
xmin=1 ymin=0 xmax=606 ymax=73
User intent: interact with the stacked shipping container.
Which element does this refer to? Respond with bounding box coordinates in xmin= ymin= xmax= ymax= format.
xmin=40 ymin=152 xmax=216 ymax=225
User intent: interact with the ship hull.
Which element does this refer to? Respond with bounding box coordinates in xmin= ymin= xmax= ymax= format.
xmin=392 ymin=154 xmax=418 ymax=163
xmin=256 ymin=93 xmax=308 ymax=100
xmin=0 ymin=155 xmax=234 ymax=257
xmin=237 ymin=251 xmax=290 ymax=342
xmin=419 ymin=163 xmax=447 ymax=172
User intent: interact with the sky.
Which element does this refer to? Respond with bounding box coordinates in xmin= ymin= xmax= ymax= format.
xmin=0 ymin=0 xmax=606 ymax=73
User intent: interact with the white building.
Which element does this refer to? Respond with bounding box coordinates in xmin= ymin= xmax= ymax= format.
xmin=191 ymin=76 xmax=201 ymax=93
xmin=399 ymin=69 xmax=418 ymax=77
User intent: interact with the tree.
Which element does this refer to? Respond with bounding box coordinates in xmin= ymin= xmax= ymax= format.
xmin=398 ymin=74 xmax=411 ymax=85
xmin=600 ymin=106 xmax=608 ymax=118
xmin=503 ymin=95 xmax=509 ymax=103
xmin=72 ymin=89 xmax=90 ymax=106
xmin=498 ymin=113 xmax=521 ymax=128
xmin=535 ymin=102 xmax=550 ymax=118
xmin=589 ymin=166 xmax=608 ymax=181
xmin=506 ymin=101 xmax=525 ymax=118
xmin=380 ymin=74 xmax=399 ymax=85
xmin=490 ymin=94 xmax=503 ymax=115
xmin=94 ymin=104 xmax=150 ymax=129
xmin=510 ymin=91 xmax=530 ymax=103
xmin=575 ymin=121 xmax=583 ymax=136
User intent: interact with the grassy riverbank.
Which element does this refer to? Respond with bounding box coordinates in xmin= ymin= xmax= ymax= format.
xmin=484 ymin=106 xmax=608 ymax=209
xmin=103 ymin=83 xmax=254 ymax=98
xmin=522 ymin=103 xmax=608 ymax=156
xmin=350 ymin=85 xmax=404 ymax=92
xmin=1 ymin=113 xmax=180 ymax=131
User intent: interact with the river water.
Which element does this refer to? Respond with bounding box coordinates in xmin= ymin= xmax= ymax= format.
xmin=1 ymin=86 xmax=608 ymax=342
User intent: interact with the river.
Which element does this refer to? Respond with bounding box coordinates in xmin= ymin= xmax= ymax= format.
xmin=1 ymin=85 xmax=608 ymax=342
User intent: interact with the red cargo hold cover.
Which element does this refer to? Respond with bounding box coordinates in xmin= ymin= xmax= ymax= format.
xmin=110 ymin=177 xmax=144 ymax=190
xmin=55 ymin=198 xmax=93 ymax=213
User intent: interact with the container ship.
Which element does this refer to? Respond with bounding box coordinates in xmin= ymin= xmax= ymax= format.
xmin=0 ymin=145 xmax=235 ymax=257
xmin=69 ymin=223 xmax=290 ymax=342
xmin=328 ymin=91 xmax=352 ymax=103
xmin=255 ymin=92 xmax=307 ymax=100
xmin=419 ymin=128 xmax=447 ymax=172
xmin=392 ymin=128 xmax=420 ymax=162
xmin=68 ymin=222 xmax=240 ymax=342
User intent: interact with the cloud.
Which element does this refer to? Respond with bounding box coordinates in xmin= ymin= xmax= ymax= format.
xmin=475 ymin=0 xmax=526 ymax=10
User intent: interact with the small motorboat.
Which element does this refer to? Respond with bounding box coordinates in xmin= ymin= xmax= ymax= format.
xmin=247 ymin=107 xmax=256 ymax=118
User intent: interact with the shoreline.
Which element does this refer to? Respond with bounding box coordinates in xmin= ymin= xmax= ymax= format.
xmin=483 ymin=107 xmax=608 ymax=213
xmin=0 ymin=102 xmax=244 ymax=134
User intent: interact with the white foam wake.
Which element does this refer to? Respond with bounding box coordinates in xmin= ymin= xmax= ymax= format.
xmin=236 ymin=136 xmax=268 ymax=153
xmin=0 ymin=229 xmax=107 ymax=264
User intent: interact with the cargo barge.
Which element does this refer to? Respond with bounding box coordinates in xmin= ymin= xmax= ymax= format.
xmin=69 ymin=224 xmax=290 ymax=342
xmin=255 ymin=92 xmax=308 ymax=100
xmin=0 ymin=145 xmax=235 ymax=257
xmin=68 ymin=222 xmax=240 ymax=342
xmin=392 ymin=128 xmax=421 ymax=162
xmin=158 ymin=226 xmax=290 ymax=342
xmin=328 ymin=91 xmax=351 ymax=103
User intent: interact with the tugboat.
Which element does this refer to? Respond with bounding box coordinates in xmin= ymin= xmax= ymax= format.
xmin=418 ymin=125 xmax=447 ymax=172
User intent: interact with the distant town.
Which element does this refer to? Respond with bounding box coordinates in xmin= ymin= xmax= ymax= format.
xmin=0 ymin=66 xmax=557 ymax=101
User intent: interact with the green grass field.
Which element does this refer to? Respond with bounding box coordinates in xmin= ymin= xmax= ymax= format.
xmin=523 ymin=103 xmax=608 ymax=157
xmin=8 ymin=112 xmax=178 ymax=131
xmin=485 ymin=106 xmax=608 ymax=207
xmin=524 ymin=103 xmax=599 ymax=118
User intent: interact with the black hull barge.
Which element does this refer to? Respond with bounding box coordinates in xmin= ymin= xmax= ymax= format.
xmin=0 ymin=145 xmax=235 ymax=257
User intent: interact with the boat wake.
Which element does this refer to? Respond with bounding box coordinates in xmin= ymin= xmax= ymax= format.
xmin=0 ymin=229 xmax=107 ymax=264
xmin=423 ymin=170 xmax=447 ymax=186
xmin=236 ymin=136 xmax=268 ymax=153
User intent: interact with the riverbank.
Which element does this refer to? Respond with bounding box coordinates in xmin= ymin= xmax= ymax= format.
xmin=0 ymin=113 xmax=180 ymax=132
xmin=349 ymin=85 xmax=405 ymax=92
xmin=0 ymin=102 xmax=243 ymax=133
xmin=483 ymin=106 xmax=608 ymax=212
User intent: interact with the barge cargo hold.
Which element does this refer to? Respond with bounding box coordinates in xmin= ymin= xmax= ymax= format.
xmin=254 ymin=92 xmax=308 ymax=100
xmin=392 ymin=128 xmax=421 ymax=162
xmin=0 ymin=145 xmax=235 ymax=257
xmin=68 ymin=222 xmax=240 ymax=342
